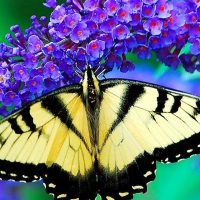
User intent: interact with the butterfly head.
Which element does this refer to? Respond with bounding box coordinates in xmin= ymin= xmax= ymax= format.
xmin=82 ymin=65 xmax=100 ymax=91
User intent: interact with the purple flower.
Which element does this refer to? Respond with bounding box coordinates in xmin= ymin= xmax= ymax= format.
xmin=13 ymin=64 xmax=29 ymax=82
xmin=190 ymin=38 xmax=200 ymax=55
xmin=44 ymin=62 xmax=62 ymax=81
xmin=30 ymin=67 xmax=44 ymax=77
xmin=197 ymin=6 xmax=200 ymax=19
xmin=165 ymin=55 xmax=180 ymax=70
xmin=160 ymin=29 xmax=176 ymax=46
xmin=70 ymin=22 xmax=90 ymax=43
xmin=119 ymin=60 xmax=135 ymax=73
xmin=92 ymin=8 xmax=107 ymax=23
xmin=23 ymin=53 xmax=38 ymax=69
xmin=100 ymin=18 xmax=118 ymax=33
xmin=130 ymin=13 xmax=141 ymax=26
xmin=0 ymin=88 xmax=4 ymax=101
xmin=64 ymin=13 xmax=81 ymax=28
xmin=104 ymin=0 xmax=119 ymax=16
xmin=114 ymin=42 xmax=127 ymax=55
xmin=3 ymin=91 xmax=21 ymax=107
xmin=179 ymin=54 xmax=196 ymax=73
xmin=106 ymin=53 xmax=122 ymax=70
xmin=76 ymin=47 xmax=87 ymax=61
xmin=42 ymin=42 xmax=57 ymax=55
xmin=0 ymin=68 xmax=11 ymax=88
xmin=84 ymin=0 xmax=99 ymax=11
xmin=112 ymin=24 xmax=130 ymax=40
xmin=168 ymin=10 xmax=186 ymax=30
xmin=117 ymin=6 xmax=132 ymax=23
xmin=125 ymin=36 xmax=137 ymax=49
xmin=59 ymin=61 xmax=74 ymax=76
xmin=86 ymin=21 xmax=98 ymax=34
xmin=128 ymin=0 xmax=142 ymax=12
xmin=149 ymin=36 xmax=162 ymax=49
xmin=134 ymin=45 xmax=151 ymax=59
xmin=189 ymin=22 xmax=200 ymax=38
xmin=176 ymin=34 xmax=188 ymax=49
xmin=135 ymin=33 xmax=147 ymax=45
xmin=143 ymin=17 xmax=163 ymax=35
xmin=156 ymin=0 xmax=173 ymax=18
xmin=56 ymin=22 xmax=72 ymax=38
xmin=98 ymin=34 xmax=113 ymax=48
xmin=43 ymin=0 xmax=56 ymax=8
xmin=19 ymin=88 xmax=31 ymax=103
xmin=26 ymin=76 xmax=44 ymax=94
xmin=86 ymin=39 xmax=105 ymax=59
xmin=50 ymin=5 xmax=66 ymax=23
xmin=142 ymin=5 xmax=155 ymax=18
xmin=186 ymin=12 xmax=198 ymax=24
xmin=28 ymin=35 xmax=44 ymax=53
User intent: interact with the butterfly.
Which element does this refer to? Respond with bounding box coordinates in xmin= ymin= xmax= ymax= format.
xmin=0 ymin=66 xmax=200 ymax=200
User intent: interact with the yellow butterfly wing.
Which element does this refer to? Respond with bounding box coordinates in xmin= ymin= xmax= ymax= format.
xmin=97 ymin=80 xmax=200 ymax=199
xmin=0 ymin=85 xmax=96 ymax=200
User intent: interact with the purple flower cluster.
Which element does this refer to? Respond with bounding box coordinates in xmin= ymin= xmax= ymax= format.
xmin=0 ymin=0 xmax=200 ymax=116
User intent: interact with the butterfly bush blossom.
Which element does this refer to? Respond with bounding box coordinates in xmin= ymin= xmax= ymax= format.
xmin=0 ymin=0 xmax=200 ymax=117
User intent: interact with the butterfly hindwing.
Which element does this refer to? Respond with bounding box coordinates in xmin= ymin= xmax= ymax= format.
xmin=97 ymin=79 xmax=200 ymax=199
xmin=0 ymin=85 xmax=96 ymax=199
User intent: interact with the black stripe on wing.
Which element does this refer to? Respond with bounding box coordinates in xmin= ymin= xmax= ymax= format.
xmin=41 ymin=95 xmax=66 ymax=116
xmin=100 ymin=83 xmax=145 ymax=148
xmin=196 ymin=101 xmax=200 ymax=113
xmin=108 ymin=84 xmax=144 ymax=134
xmin=155 ymin=90 xmax=168 ymax=113
xmin=42 ymin=95 xmax=91 ymax=152
xmin=8 ymin=107 xmax=36 ymax=134
xmin=155 ymin=91 xmax=182 ymax=113
xmin=170 ymin=96 xmax=182 ymax=113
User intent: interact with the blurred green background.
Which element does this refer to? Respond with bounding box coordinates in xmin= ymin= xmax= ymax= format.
xmin=0 ymin=1 xmax=200 ymax=200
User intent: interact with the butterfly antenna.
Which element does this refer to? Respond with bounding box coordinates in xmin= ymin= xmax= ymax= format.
xmin=94 ymin=65 xmax=100 ymax=74
xmin=84 ymin=54 xmax=91 ymax=69
xmin=74 ymin=62 xmax=84 ymax=78
xmin=95 ymin=43 xmax=118 ymax=78
xmin=74 ymin=70 xmax=83 ymax=79
xmin=97 ymin=68 xmax=107 ymax=78
xmin=102 ymin=74 xmax=107 ymax=79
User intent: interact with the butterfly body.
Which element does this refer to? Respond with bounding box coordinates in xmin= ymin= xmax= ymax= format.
xmin=0 ymin=67 xmax=200 ymax=200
